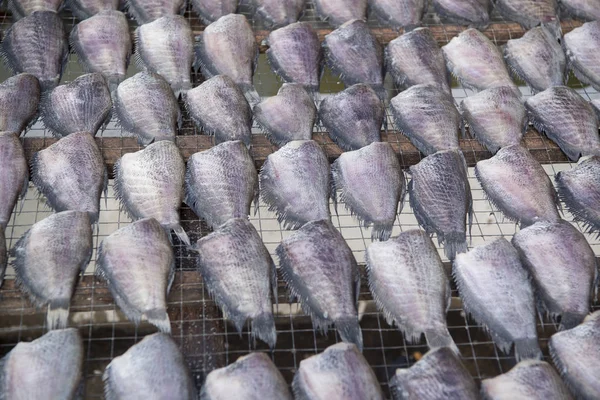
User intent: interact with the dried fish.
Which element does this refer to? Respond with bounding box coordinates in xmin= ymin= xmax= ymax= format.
xmin=12 ymin=211 xmax=92 ymax=329
xmin=475 ymin=144 xmax=560 ymax=226
xmin=127 ymin=0 xmax=184 ymax=24
xmin=0 ymin=73 xmax=40 ymax=133
xmin=253 ymin=0 xmax=304 ymax=27
xmin=7 ymin=0 xmax=62 ymax=19
xmin=277 ymin=220 xmax=362 ymax=349
xmin=366 ymin=229 xmax=458 ymax=352
xmin=560 ymin=0 xmax=600 ymax=21
xmin=259 ymin=140 xmax=330 ymax=229
xmin=453 ymin=238 xmax=542 ymax=360
xmin=563 ymin=21 xmax=600 ymax=92
xmin=191 ymin=0 xmax=237 ymax=24
xmin=432 ymin=0 xmax=490 ymax=27
xmin=391 ymin=84 xmax=460 ymax=155
xmin=314 ymin=0 xmax=367 ymax=27
xmin=319 ymin=84 xmax=383 ymax=151
xmin=97 ymin=218 xmax=175 ymax=333
xmin=66 ymin=0 xmax=119 ymax=19
xmin=494 ymin=0 xmax=559 ymax=37
xmin=370 ymin=0 xmax=426 ymax=30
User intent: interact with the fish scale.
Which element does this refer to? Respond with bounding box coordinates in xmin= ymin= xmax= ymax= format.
xmin=370 ymin=0 xmax=426 ymax=30
xmin=191 ymin=0 xmax=238 ymax=24
xmin=253 ymin=0 xmax=305 ymax=28
xmin=560 ymin=0 xmax=600 ymax=21
xmin=494 ymin=0 xmax=559 ymax=36
xmin=66 ymin=0 xmax=120 ymax=19
xmin=432 ymin=0 xmax=490 ymax=27
xmin=126 ymin=0 xmax=185 ymax=24
xmin=0 ymin=74 xmax=40 ymax=134
xmin=313 ymin=0 xmax=367 ymax=27
xmin=563 ymin=21 xmax=600 ymax=92
xmin=7 ymin=0 xmax=62 ymax=20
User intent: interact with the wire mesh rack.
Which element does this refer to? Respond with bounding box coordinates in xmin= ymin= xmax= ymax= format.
xmin=0 ymin=1 xmax=599 ymax=399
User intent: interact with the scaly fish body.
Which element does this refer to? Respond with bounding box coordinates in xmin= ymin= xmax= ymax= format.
xmin=370 ymin=0 xmax=426 ymax=30
xmin=191 ymin=0 xmax=237 ymax=24
xmin=7 ymin=0 xmax=62 ymax=19
xmin=253 ymin=0 xmax=304 ymax=27
xmin=563 ymin=21 xmax=600 ymax=91
xmin=314 ymin=0 xmax=367 ymax=26
xmin=0 ymin=132 xmax=28 ymax=229
xmin=127 ymin=0 xmax=184 ymax=23
xmin=432 ymin=0 xmax=490 ymax=27
xmin=66 ymin=0 xmax=119 ymax=19
xmin=494 ymin=0 xmax=558 ymax=33
xmin=560 ymin=0 xmax=600 ymax=21
xmin=0 ymin=74 xmax=40 ymax=133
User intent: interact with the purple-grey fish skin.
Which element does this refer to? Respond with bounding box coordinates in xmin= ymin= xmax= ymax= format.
xmin=332 ymin=142 xmax=404 ymax=241
xmin=481 ymin=360 xmax=573 ymax=400
xmin=460 ymin=86 xmax=526 ymax=153
xmin=563 ymin=21 xmax=600 ymax=91
xmin=549 ymin=311 xmax=600 ymax=400
xmin=202 ymin=353 xmax=291 ymax=400
xmin=31 ymin=132 xmax=107 ymax=224
xmin=254 ymin=83 xmax=315 ymax=146
xmin=184 ymin=75 xmax=252 ymax=146
xmin=260 ymin=140 xmax=330 ymax=229
xmin=266 ymin=22 xmax=322 ymax=94
xmin=104 ymin=333 xmax=196 ymax=400
xmin=192 ymin=0 xmax=237 ymax=24
xmin=40 ymin=73 xmax=112 ymax=138
xmin=97 ymin=218 xmax=175 ymax=333
xmin=194 ymin=14 xmax=260 ymax=105
xmin=512 ymin=220 xmax=597 ymax=330
xmin=191 ymin=218 xmax=277 ymax=348
xmin=432 ymin=0 xmax=490 ymax=27
xmin=442 ymin=28 xmax=517 ymax=92
xmin=409 ymin=149 xmax=472 ymax=260
xmin=391 ymin=347 xmax=478 ymax=400
xmin=184 ymin=140 xmax=258 ymax=229
xmin=556 ymin=156 xmax=600 ymax=236
xmin=293 ymin=343 xmax=383 ymax=399
xmin=454 ymin=238 xmax=542 ymax=361
xmin=7 ymin=0 xmax=62 ymax=20
xmin=592 ymin=98 xmax=600 ymax=120
xmin=0 ymin=329 xmax=83 ymax=400
xmin=525 ymin=86 xmax=600 ymax=161
xmin=0 ymin=74 xmax=40 ymax=133
xmin=560 ymin=0 xmax=600 ymax=21
xmin=253 ymin=0 xmax=304 ymax=28
xmin=277 ymin=220 xmax=363 ymax=349
xmin=370 ymin=0 xmax=426 ymax=30
xmin=135 ymin=15 xmax=193 ymax=97
xmin=0 ymin=11 xmax=68 ymax=92
xmin=366 ymin=230 xmax=458 ymax=352
xmin=323 ymin=20 xmax=385 ymax=98
xmin=70 ymin=10 xmax=132 ymax=92
xmin=126 ymin=0 xmax=184 ymax=24
xmin=504 ymin=26 xmax=566 ymax=94
xmin=314 ymin=0 xmax=367 ymax=27
xmin=494 ymin=0 xmax=559 ymax=35
xmin=115 ymin=71 xmax=181 ymax=146
xmin=11 ymin=211 xmax=92 ymax=329
xmin=114 ymin=140 xmax=190 ymax=246
xmin=66 ymin=0 xmax=119 ymax=19
xmin=385 ymin=27 xmax=450 ymax=93
xmin=391 ymin=84 xmax=460 ymax=155
xmin=475 ymin=145 xmax=560 ymax=226
xmin=319 ymin=84 xmax=383 ymax=151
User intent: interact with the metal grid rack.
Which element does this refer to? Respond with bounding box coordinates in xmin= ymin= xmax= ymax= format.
xmin=0 ymin=2 xmax=599 ymax=399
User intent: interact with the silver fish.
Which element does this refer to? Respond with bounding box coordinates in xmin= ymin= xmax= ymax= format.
xmin=266 ymin=22 xmax=322 ymax=94
xmin=494 ymin=0 xmax=559 ymax=36
xmin=254 ymin=83 xmax=315 ymax=146
xmin=442 ymin=28 xmax=517 ymax=92
xmin=12 ymin=211 xmax=92 ymax=329
xmin=194 ymin=14 xmax=260 ymax=105
xmin=253 ymin=0 xmax=304 ymax=27
xmin=184 ymin=75 xmax=252 ymax=146
xmin=323 ymin=20 xmax=385 ymax=97
xmin=314 ymin=0 xmax=367 ymax=27
xmin=560 ymin=0 xmax=600 ymax=21
xmin=503 ymin=26 xmax=566 ymax=93
xmin=0 ymin=132 xmax=28 ymax=230
xmin=135 ymin=15 xmax=194 ymax=96
xmin=475 ymin=144 xmax=560 ymax=226
xmin=114 ymin=71 xmax=181 ymax=146
xmin=0 ymin=329 xmax=83 ymax=400
xmin=592 ymin=98 xmax=600 ymax=120
xmin=366 ymin=229 xmax=458 ymax=352
xmin=7 ymin=0 xmax=62 ymax=19
xmin=70 ymin=10 xmax=132 ymax=92
xmin=31 ymin=132 xmax=107 ymax=224
xmin=40 ymin=73 xmax=112 ymax=138
xmin=385 ymin=27 xmax=450 ymax=93
xmin=460 ymin=86 xmax=526 ymax=153
xmin=66 ymin=0 xmax=120 ymax=19
xmin=97 ymin=218 xmax=175 ymax=333
xmin=453 ymin=238 xmax=542 ymax=360
xmin=369 ymin=0 xmax=426 ymax=30
xmin=391 ymin=347 xmax=478 ymax=400
xmin=319 ymin=84 xmax=383 ymax=151
xmin=105 ymin=333 xmax=196 ymax=400
xmin=563 ymin=21 xmax=600 ymax=91
xmin=0 ymin=74 xmax=40 ymax=133
xmin=391 ymin=84 xmax=460 ymax=155
xmin=432 ymin=0 xmax=490 ymax=27
xmin=0 ymin=11 xmax=68 ymax=91
xmin=525 ymin=86 xmax=600 ymax=161
xmin=332 ymin=142 xmax=404 ymax=241
xmin=259 ymin=140 xmax=330 ymax=229
xmin=481 ymin=360 xmax=573 ymax=400
xmin=409 ymin=149 xmax=472 ymax=260
xmin=114 ymin=140 xmax=190 ymax=245
xmin=549 ymin=311 xmax=600 ymax=400
xmin=556 ymin=155 xmax=600 ymax=236
xmin=277 ymin=220 xmax=362 ymax=349
xmin=512 ymin=220 xmax=597 ymax=329
xmin=184 ymin=140 xmax=258 ymax=229
xmin=293 ymin=343 xmax=383 ymax=399
xmin=191 ymin=218 xmax=277 ymax=347
xmin=202 ymin=353 xmax=291 ymax=400
xmin=191 ymin=0 xmax=237 ymax=24
xmin=126 ymin=0 xmax=184 ymax=24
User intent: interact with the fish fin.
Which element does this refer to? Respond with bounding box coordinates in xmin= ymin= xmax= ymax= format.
xmin=145 ymin=308 xmax=171 ymax=333
xmin=514 ymin=337 xmax=542 ymax=362
xmin=336 ymin=317 xmax=363 ymax=352
xmin=241 ymin=84 xmax=261 ymax=108
xmin=18 ymin=169 xmax=28 ymax=214
xmin=47 ymin=298 xmax=71 ymax=330
xmin=442 ymin=232 xmax=468 ymax=261
xmin=103 ymin=362 xmax=118 ymax=400
xmin=292 ymin=372 xmax=311 ymax=400
xmin=251 ymin=312 xmax=277 ymax=348
xmin=424 ymin=328 xmax=459 ymax=354
xmin=329 ymin=161 xmax=340 ymax=215
xmin=172 ymin=81 xmax=192 ymax=99
xmin=558 ymin=312 xmax=586 ymax=331
xmin=103 ymin=168 xmax=109 ymax=210
xmin=170 ymin=223 xmax=190 ymax=246
xmin=259 ymin=162 xmax=307 ymax=230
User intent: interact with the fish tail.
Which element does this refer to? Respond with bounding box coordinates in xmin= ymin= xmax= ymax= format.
xmin=145 ymin=308 xmax=171 ymax=333
xmin=336 ymin=317 xmax=363 ymax=352
xmin=172 ymin=81 xmax=192 ymax=99
xmin=170 ymin=223 xmax=191 ymax=246
xmin=424 ymin=328 xmax=459 ymax=355
xmin=241 ymin=84 xmax=261 ymax=108
xmin=514 ymin=337 xmax=542 ymax=362
xmin=559 ymin=312 xmax=586 ymax=330
xmin=251 ymin=312 xmax=277 ymax=348
xmin=443 ymin=232 xmax=468 ymax=261
xmin=371 ymin=222 xmax=393 ymax=242
xmin=47 ymin=298 xmax=71 ymax=330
